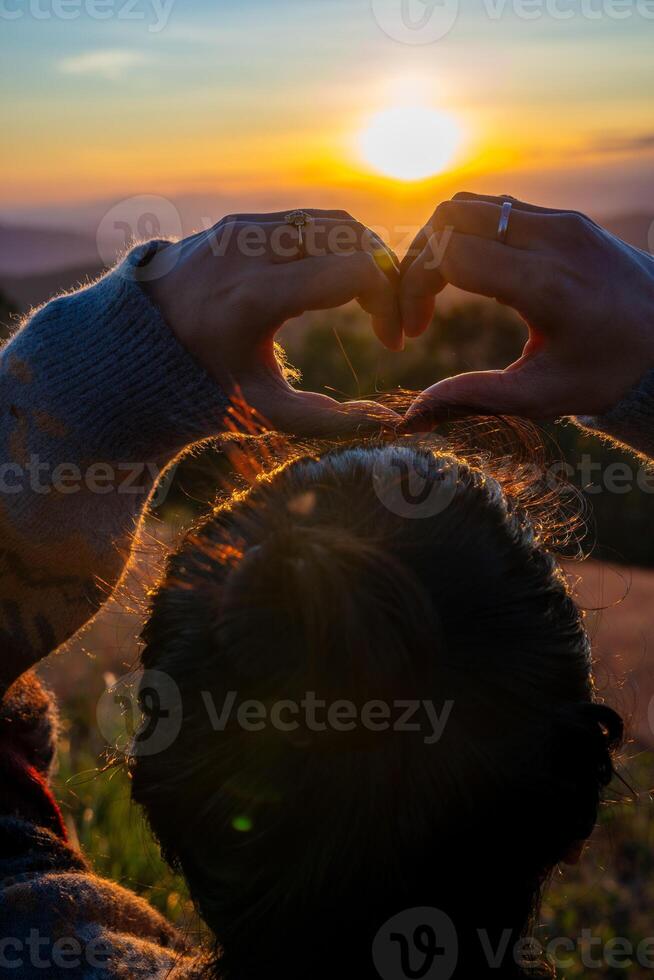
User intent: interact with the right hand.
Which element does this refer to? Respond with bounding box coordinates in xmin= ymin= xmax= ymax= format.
xmin=143 ymin=209 xmax=402 ymax=438
xmin=400 ymin=193 xmax=654 ymax=428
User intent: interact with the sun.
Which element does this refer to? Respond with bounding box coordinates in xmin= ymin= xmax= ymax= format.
xmin=358 ymin=105 xmax=463 ymax=181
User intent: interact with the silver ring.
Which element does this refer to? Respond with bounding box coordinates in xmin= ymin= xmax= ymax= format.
xmin=496 ymin=201 xmax=513 ymax=245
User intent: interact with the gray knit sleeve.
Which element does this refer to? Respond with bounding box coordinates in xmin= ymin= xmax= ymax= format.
xmin=573 ymin=369 xmax=654 ymax=460
xmin=0 ymin=242 xmax=230 ymax=688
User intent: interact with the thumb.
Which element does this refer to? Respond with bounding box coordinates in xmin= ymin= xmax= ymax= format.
xmin=269 ymin=388 xmax=401 ymax=439
xmin=401 ymin=368 xmax=542 ymax=431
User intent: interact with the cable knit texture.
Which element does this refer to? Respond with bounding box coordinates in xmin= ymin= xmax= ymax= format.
xmin=0 ymin=249 xmax=652 ymax=978
xmin=0 ymin=243 xmax=228 ymax=689
xmin=3 ymin=241 xmax=228 ymax=462
xmin=574 ymin=368 xmax=654 ymax=460
xmin=0 ymin=245 xmax=229 ymax=976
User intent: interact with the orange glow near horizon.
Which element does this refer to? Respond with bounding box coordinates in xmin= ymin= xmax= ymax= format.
xmin=1 ymin=2 xmax=653 ymax=220
xmin=2 ymin=98 xmax=625 ymax=213
xmin=2 ymin=69 xmax=653 ymax=230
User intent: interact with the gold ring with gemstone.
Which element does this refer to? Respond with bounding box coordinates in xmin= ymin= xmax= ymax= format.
xmin=285 ymin=210 xmax=312 ymax=253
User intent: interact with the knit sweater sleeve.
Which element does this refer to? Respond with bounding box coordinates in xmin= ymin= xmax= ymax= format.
xmin=573 ymin=368 xmax=654 ymax=461
xmin=0 ymin=243 xmax=229 ymax=690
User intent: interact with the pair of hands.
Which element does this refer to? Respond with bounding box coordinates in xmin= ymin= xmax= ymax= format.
xmin=146 ymin=195 xmax=654 ymax=437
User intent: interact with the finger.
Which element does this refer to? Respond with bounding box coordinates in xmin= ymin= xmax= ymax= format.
xmin=218 ymin=208 xmax=357 ymax=224
xmin=218 ymin=209 xmax=399 ymax=264
xmin=262 ymin=219 xmax=397 ymax=271
xmin=400 ymin=221 xmax=432 ymax=275
xmin=431 ymin=200 xmax=545 ymax=249
xmin=439 ymin=233 xmax=549 ymax=311
xmin=401 ymin=194 xmax=598 ymax=274
xmin=276 ymin=251 xmax=403 ymax=351
xmin=216 ymin=218 xmax=399 ymax=277
xmin=400 ymin=238 xmax=444 ymax=338
xmin=203 ymin=211 xmax=368 ymax=258
xmin=401 ymin=200 xmax=534 ymax=275
xmin=451 ymin=192 xmax=563 ymax=213
xmin=269 ymin=389 xmax=401 ymax=438
xmin=451 ymin=191 xmax=602 ymax=227
xmin=412 ymin=230 xmax=544 ymax=310
xmin=401 ymin=368 xmax=543 ymax=431
xmin=400 ymin=230 xmax=544 ymax=338
xmin=400 ymin=203 xmax=460 ymax=276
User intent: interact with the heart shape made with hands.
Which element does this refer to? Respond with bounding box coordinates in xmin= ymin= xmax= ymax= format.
xmin=148 ymin=194 xmax=654 ymax=439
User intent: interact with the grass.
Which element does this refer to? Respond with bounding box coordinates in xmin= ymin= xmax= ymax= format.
xmin=542 ymin=748 xmax=654 ymax=977
xmin=54 ymin=729 xmax=198 ymax=930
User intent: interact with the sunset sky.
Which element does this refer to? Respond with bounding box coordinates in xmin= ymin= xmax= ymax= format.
xmin=2 ymin=0 xmax=653 ymax=232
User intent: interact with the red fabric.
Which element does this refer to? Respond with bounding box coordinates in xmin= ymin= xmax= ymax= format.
xmin=0 ymin=741 xmax=68 ymax=841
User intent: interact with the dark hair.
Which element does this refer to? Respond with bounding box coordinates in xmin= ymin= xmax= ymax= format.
xmin=131 ymin=441 xmax=622 ymax=979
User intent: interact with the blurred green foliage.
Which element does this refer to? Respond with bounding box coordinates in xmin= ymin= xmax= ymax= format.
xmin=541 ymin=749 xmax=654 ymax=978
xmin=54 ymin=718 xmax=202 ymax=934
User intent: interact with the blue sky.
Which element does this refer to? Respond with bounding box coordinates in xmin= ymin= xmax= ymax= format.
xmin=2 ymin=0 xmax=653 ymax=220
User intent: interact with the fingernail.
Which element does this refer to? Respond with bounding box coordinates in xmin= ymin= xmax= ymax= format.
xmin=383 ymin=326 xmax=404 ymax=352
xmin=403 ymin=320 xmax=423 ymax=339
xmin=372 ymin=247 xmax=397 ymax=277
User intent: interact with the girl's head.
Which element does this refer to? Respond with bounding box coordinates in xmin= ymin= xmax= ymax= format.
xmin=131 ymin=441 xmax=621 ymax=979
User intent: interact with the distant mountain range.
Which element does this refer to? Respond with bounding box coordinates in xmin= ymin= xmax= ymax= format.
xmin=603 ymin=212 xmax=653 ymax=253
xmin=0 ymin=223 xmax=101 ymax=277
xmin=1 ymin=211 xmax=652 ymax=315
xmin=1 ymin=262 xmax=106 ymax=314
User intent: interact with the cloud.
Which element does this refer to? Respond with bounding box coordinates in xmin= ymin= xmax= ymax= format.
xmin=591 ymin=133 xmax=654 ymax=155
xmin=57 ymin=50 xmax=150 ymax=81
